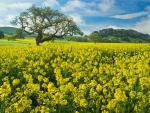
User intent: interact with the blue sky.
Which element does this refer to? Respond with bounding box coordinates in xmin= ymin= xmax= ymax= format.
xmin=0 ymin=0 xmax=150 ymax=34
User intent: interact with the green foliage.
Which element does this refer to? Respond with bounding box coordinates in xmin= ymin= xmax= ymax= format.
xmin=15 ymin=29 xmax=24 ymax=38
xmin=12 ymin=6 xmax=83 ymax=45
xmin=0 ymin=27 xmax=34 ymax=38
xmin=89 ymin=28 xmax=150 ymax=43
xmin=0 ymin=27 xmax=17 ymax=35
xmin=0 ymin=39 xmax=33 ymax=46
xmin=88 ymin=33 xmax=103 ymax=42
xmin=64 ymin=36 xmax=88 ymax=42
xmin=4 ymin=34 xmax=16 ymax=41
xmin=62 ymin=28 xmax=150 ymax=43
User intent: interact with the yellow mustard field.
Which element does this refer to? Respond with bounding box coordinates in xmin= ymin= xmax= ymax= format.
xmin=0 ymin=43 xmax=150 ymax=113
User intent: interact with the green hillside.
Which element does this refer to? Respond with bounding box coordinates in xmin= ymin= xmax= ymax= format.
xmin=0 ymin=27 xmax=35 ymax=37
xmin=89 ymin=28 xmax=150 ymax=43
xmin=0 ymin=27 xmax=17 ymax=35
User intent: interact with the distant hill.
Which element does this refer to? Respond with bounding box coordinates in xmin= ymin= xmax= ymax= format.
xmin=0 ymin=27 xmax=36 ymax=37
xmin=0 ymin=27 xmax=17 ymax=35
xmin=90 ymin=28 xmax=150 ymax=43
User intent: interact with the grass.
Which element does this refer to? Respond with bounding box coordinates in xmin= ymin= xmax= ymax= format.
xmin=0 ymin=38 xmax=150 ymax=46
xmin=0 ymin=38 xmax=72 ymax=46
xmin=0 ymin=38 xmax=35 ymax=46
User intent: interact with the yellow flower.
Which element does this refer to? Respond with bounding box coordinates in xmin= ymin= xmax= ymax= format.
xmin=96 ymin=84 xmax=103 ymax=92
xmin=12 ymin=79 xmax=20 ymax=86
xmin=79 ymin=99 xmax=87 ymax=107
xmin=114 ymin=88 xmax=127 ymax=102
xmin=38 ymin=75 xmax=43 ymax=82
xmin=43 ymin=77 xmax=49 ymax=83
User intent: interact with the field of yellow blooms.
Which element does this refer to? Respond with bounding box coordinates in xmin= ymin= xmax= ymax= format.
xmin=0 ymin=43 xmax=150 ymax=113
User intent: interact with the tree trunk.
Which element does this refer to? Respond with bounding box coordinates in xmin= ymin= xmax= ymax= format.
xmin=36 ymin=31 xmax=43 ymax=46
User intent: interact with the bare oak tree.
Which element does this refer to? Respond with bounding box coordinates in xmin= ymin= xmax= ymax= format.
xmin=12 ymin=6 xmax=83 ymax=45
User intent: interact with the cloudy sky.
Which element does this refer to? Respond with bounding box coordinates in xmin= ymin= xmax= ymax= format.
xmin=0 ymin=0 xmax=150 ymax=34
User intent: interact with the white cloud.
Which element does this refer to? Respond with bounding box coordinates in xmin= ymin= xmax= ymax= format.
xmin=133 ymin=15 xmax=150 ymax=34
xmin=61 ymin=0 xmax=120 ymax=17
xmin=81 ymin=24 xmax=100 ymax=35
xmin=61 ymin=0 xmax=102 ymax=16
xmin=70 ymin=14 xmax=85 ymax=25
xmin=5 ymin=15 xmax=15 ymax=22
xmin=145 ymin=6 xmax=150 ymax=11
xmin=98 ymin=0 xmax=115 ymax=13
xmin=61 ymin=0 xmax=94 ymax=12
xmin=83 ymin=9 xmax=100 ymax=16
xmin=43 ymin=0 xmax=60 ymax=8
xmin=112 ymin=11 xmax=149 ymax=19
xmin=0 ymin=14 xmax=18 ymax=27
xmin=0 ymin=2 xmax=32 ymax=9
xmin=105 ymin=25 xmax=126 ymax=29
xmin=0 ymin=2 xmax=33 ymax=27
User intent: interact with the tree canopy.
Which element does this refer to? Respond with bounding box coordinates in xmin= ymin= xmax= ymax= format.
xmin=12 ymin=6 xmax=83 ymax=45
xmin=88 ymin=28 xmax=150 ymax=43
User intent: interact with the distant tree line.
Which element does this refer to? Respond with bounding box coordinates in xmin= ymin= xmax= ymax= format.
xmin=64 ymin=28 xmax=150 ymax=43
xmin=0 ymin=29 xmax=21 ymax=41
xmin=1 ymin=27 xmax=150 ymax=43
